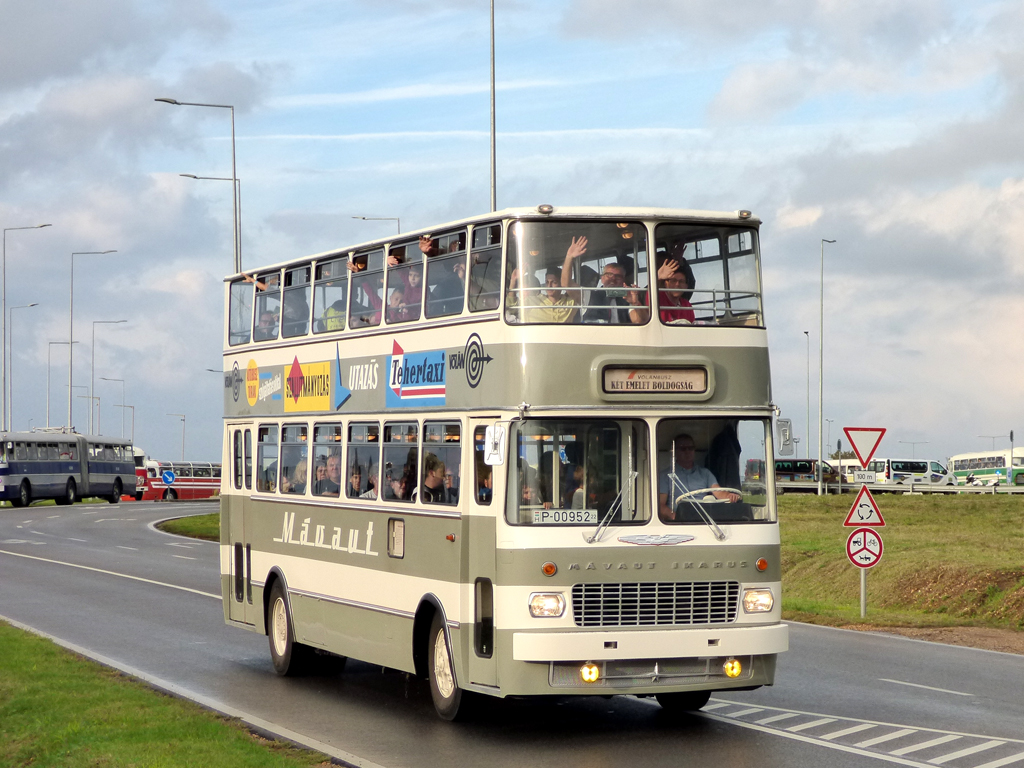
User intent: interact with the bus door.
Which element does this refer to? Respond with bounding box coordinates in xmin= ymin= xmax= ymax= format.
xmin=226 ymin=424 xmax=256 ymax=625
xmin=463 ymin=419 xmax=501 ymax=688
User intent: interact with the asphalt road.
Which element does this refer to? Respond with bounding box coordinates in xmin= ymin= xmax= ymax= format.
xmin=1 ymin=501 xmax=1022 ymax=768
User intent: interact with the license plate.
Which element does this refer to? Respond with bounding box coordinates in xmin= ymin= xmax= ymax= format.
xmin=532 ymin=508 xmax=598 ymax=524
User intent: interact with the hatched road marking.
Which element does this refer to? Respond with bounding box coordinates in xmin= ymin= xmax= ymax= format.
xmin=696 ymin=699 xmax=1024 ymax=768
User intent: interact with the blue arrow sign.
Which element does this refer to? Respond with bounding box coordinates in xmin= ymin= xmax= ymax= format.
xmin=161 ymin=470 xmax=176 ymax=485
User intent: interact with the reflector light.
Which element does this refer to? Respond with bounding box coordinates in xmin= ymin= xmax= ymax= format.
xmin=541 ymin=561 xmax=557 ymax=577
xmin=723 ymin=658 xmax=742 ymax=678
xmin=580 ymin=663 xmax=600 ymax=683
xmin=756 ymin=558 xmax=768 ymax=571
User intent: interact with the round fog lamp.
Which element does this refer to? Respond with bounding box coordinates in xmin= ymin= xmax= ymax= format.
xmin=580 ymin=663 xmax=600 ymax=683
xmin=723 ymin=658 xmax=742 ymax=678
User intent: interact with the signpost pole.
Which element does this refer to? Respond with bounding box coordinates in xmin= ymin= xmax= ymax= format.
xmin=860 ymin=570 xmax=866 ymax=618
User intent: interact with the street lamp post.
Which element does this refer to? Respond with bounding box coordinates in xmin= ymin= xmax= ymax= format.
xmin=156 ymin=99 xmax=240 ymax=273
xmin=180 ymin=175 xmax=242 ymax=271
xmin=167 ymin=413 xmax=186 ymax=460
xmin=48 ymin=341 xmax=78 ymax=428
xmin=91 ymin=320 xmax=126 ymax=433
xmin=794 ymin=437 xmax=801 ymax=459
xmin=77 ymin=395 xmax=99 ymax=433
xmin=3 ymin=223 xmax=50 ymax=430
xmin=803 ymin=330 xmax=810 ymax=459
xmin=100 ymin=376 xmax=125 ymax=438
xmin=818 ymin=238 xmax=836 ymax=495
xmin=8 ymin=302 xmax=38 ymax=431
xmin=978 ymin=435 xmax=1002 ymax=450
xmin=69 ymin=251 xmax=116 ymax=431
xmin=114 ymin=404 xmax=135 ymax=443
xmin=826 ymin=418 xmax=835 ymax=458
xmin=352 ymin=216 xmax=400 ymax=234
xmin=898 ymin=440 xmax=929 ymax=459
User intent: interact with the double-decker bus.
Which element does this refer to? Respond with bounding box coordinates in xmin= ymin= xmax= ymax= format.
xmin=218 ymin=206 xmax=787 ymax=719
xmin=0 ymin=431 xmax=135 ymax=506
xmin=138 ymin=460 xmax=222 ymax=500
xmin=949 ymin=450 xmax=1024 ymax=485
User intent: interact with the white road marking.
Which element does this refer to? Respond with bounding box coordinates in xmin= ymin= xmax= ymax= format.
xmin=880 ymin=679 xmax=974 ymax=697
xmin=94 ymin=518 xmax=136 ymax=523
xmin=822 ymin=723 xmax=878 ymax=741
xmin=29 ymin=530 xmax=50 ymax=536
xmin=890 ymin=735 xmax=962 ymax=756
xmin=788 ymin=717 xmax=837 ymax=732
xmin=975 ymin=751 xmax=1024 ymax=768
xmin=702 ymin=701 xmax=732 ymax=711
xmin=755 ymin=712 xmax=801 ymax=725
xmin=930 ymin=741 xmax=1005 ymax=765
xmin=47 ymin=515 xmax=60 ymax=519
xmin=172 ymin=555 xmax=197 ymax=561
xmin=116 ymin=546 xmax=138 ymax=551
xmin=726 ymin=707 xmax=765 ymax=718
xmin=0 ymin=549 xmax=220 ymax=599
xmin=66 ymin=538 xmax=87 ymax=542
xmin=857 ymin=729 xmax=918 ymax=748
xmin=166 ymin=542 xmax=195 ymax=549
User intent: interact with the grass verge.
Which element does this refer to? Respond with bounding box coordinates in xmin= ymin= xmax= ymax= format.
xmin=158 ymin=513 xmax=220 ymax=541
xmin=0 ymin=622 xmax=328 ymax=768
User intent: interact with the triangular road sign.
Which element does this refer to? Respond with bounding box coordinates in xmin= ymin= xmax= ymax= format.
xmin=844 ymin=427 xmax=886 ymax=468
xmin=843 ymin=485 xmax=885 ymax=527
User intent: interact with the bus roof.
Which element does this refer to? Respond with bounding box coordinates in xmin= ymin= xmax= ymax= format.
xmin=224 ymin=206 xmax=760 ymax=280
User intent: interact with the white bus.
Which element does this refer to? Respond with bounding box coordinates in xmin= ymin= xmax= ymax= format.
xmin=218 ymin=206 xmax=787 ymax=719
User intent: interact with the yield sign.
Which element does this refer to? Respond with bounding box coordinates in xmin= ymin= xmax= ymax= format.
xmin=843 ymin=427 xmax=886 ymax=468
xmin=843 ymin=485 xmax=885 ymax=527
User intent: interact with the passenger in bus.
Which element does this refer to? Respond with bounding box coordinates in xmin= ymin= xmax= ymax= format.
xmin=560 ymin=237 xmax=646 ymax=323
xmin=360 ymin=466 xmax=378 ymax=499
xmin=657 ymin=249 xmax=696 ymax=324
xmin=658 ymin=434 xmax=740 ymax=521
xmin=386 ymin=264 xmax=423 ymax=322
xmin=347 ymin=466 xmax=363 ymax=498
xmin=421 ymin=453 xmax=450 ymax=504
xmin=444 ymin=467 xmax=459 ymax=505
xmin=505 ymin=267 xmax=579 ymax=322
xmin=323 ymin=300 xmax=346 ymax=331
xmin=281 ymin=461 xmax=307 ymax=495
xmin=314 ymin=453 xmax=341 ymax=495
xmin=347 ymin=259 xmax=384 ymax=326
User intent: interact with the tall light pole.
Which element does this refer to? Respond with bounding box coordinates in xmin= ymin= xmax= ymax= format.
xmin=69 ymin=251 xmax=116 ymax=431
xmin=899 ymin=440 xmax=928 ymax=459
xmin=168 ymin=413 xmax=186 ymax=460
xmin=818 ymin=238 xmax=836 ymax=496
xmin=3 ymin=224 xmax=50 ymax=429
xmin=8 ymin=302 xmax=38 ymax=431
xmin=115 ymin=403 xmax=135 ymax=443
xmin=77 ymin=395 xmax=100 ymax=432
xmin=180 ymin=175 xmax=242 ymax=271
xmin=826 ymin=418 xmax=835 ymax=457
xmin=352 ymin=216 xmax=400 ymax=234
xmin=489 ymin=0 xmax=497 ymax=212
xmin=803 ymin=330 xmax=810 ymax=456
xmin=48 ymin=341 xmax=78 ymax=428
xmin=67 ymin=384 xmax=87 ymax=427
xmin=155 ymin=98 xmax=240 ymax=273
xmin=100 ymin=376 xmax=125 ymax=438
xmin=794 ymin=437 xmax=801 ymax=459
xmin=91 ymin=320 xmax=126 ymax=433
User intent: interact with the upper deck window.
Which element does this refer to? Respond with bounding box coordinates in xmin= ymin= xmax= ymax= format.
xmin=386 ymin=243 xmax=424 ymax=324
xmin=253 ymin=271 xmax=282 ymax=341
xmin=654 ymin=224 xmax=762 ymax=327
xmin=228 ymin=280 xmax=252 ymax=346
xmin=424 ymin=231 xmax=467 ymax=319
xmin=313 ymin=258 xmax=348 ymax=334
xmin=281 ymin=266 xmax=311 ymax=338
xmin=504 ymin=220 xmax=649 ymax=325
xmin=469 ymin=223 xmax=501 ymax=312
xmin=350 ymin=249 xmax=384 ymax=328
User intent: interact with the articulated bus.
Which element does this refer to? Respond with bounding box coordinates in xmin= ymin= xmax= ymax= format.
xmin=949 ymin=450 xmax=1024 ymax=486
xmin=0 ymin=431 xmax=135 ymax=506
xmin=218 ymin=206 xmax=787 ymax=719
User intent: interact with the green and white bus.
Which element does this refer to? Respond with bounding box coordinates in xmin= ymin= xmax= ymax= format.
xmin=218 ymin=206 xmax=787 ymax=719
xmin=949 ymin=450 xmax=1024 ymax=486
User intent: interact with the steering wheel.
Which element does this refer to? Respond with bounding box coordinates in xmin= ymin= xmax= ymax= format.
xmin=674 ymin=487 xmax=743 ymax=505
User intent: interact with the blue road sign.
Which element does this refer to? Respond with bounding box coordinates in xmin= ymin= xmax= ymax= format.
xmin=162 ymin=470 xmax=176 ymax=485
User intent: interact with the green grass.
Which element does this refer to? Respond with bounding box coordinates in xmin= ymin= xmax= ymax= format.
xmin=0 ymin=622 xmax=328 ymax=768
xmin=778 ymin=493 xmax=1024 ymax=629
xmin=158 ymin=513 xmax=220 ymax=542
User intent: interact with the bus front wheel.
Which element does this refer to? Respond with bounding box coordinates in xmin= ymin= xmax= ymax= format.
xmin=428 ymin=612 xmax=466 ymax=720
xmin=108 ymin=479 xmax=122 ymax=504
xmin=56 ymin=479 xmax=77 ymax=506
xmin=163 ymin=488 xmax=177 ymax=501
xmin=12 ymin=480 xmax=31 ymax=508
xmin=267 ymin=581 xmax=314 ymax=676
xmin=656 ymin=690 xmax=712 ymax=712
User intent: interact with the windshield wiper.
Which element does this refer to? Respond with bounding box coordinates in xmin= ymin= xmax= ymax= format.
xmin=584 ymin=470 xmax=637 ymax=544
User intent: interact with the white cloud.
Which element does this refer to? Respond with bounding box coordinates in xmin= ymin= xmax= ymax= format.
xmin=776 ymin=205 xmax=823 ymax=229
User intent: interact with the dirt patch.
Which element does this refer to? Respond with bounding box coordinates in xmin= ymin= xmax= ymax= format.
xmin=843 ymin=624 xmax=1024 ymax=655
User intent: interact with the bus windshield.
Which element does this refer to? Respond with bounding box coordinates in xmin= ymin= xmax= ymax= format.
xmin=657 ymin=418 xmax=772 ymax=525
xmin=506 ymin=418 xmax=650 ymax=525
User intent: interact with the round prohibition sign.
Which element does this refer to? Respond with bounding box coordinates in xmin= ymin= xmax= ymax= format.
xmin=846 ymin=527 xmax=883 ymax=569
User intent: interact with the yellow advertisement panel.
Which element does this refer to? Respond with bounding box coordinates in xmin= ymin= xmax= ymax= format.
xmin=283 ymin=358 xmax=332 ymax=413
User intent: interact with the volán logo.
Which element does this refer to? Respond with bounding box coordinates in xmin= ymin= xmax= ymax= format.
xmin=447 ymin=333 xmax=492 ymax=389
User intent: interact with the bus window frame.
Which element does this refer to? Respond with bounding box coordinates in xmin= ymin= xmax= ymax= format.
xmin=312 ymin=256 xmax=349 ymax=334
xmin=281 ymin=265 xmax=312 ymax=339
xmin=385 ymin=242 xmax=425 ymax=325
xmin=349 ymin=249 xmax=385 ymax=329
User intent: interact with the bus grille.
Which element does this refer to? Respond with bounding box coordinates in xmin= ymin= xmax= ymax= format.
xmin=571 ymin=581 xmax=740 ymax=627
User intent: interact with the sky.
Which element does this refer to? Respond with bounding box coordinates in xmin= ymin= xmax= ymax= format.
xmin=1 ymin=0 xmax=1022 ymax=463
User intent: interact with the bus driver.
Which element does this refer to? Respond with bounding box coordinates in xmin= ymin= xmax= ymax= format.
xmin=659 ymin=433 xmax=740 ymax=521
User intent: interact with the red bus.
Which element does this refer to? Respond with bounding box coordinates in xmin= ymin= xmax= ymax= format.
xmin=138 ymin=460 xmax=222 ymax=501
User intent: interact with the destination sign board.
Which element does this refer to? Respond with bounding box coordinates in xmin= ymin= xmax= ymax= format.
xmin=603 ymin=367 xmax=707 ymax=395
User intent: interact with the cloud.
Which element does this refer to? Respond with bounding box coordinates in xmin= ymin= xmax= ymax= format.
xmin=271 ymin=79 xmax=563 ymax=108
xmin=776 ymin=204 xmax=822 ymax=229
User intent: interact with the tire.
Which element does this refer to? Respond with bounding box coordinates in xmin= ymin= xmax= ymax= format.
xmin=163 ymin=488 xmax=177 ymax=501
xmin=14 ymin=480 xmax=31 ymax=508
xmin=428 ymin=611 xmax=466 ymax=720
xmin=656 ymin=690 xmax=712 ymax=712
xmin=56 ymin=479 xmax=77 ymax=506
xmin=108 ymin=479 xmax=122 ymax=504
xmin=267 ymin=581 xmax=315 ymax=676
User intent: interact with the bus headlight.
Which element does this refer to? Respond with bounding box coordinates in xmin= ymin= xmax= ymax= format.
xmin=742 ymin=588 xmax=774 ymax=613
xmin=528 ymin=593 xmax=566 ymax=617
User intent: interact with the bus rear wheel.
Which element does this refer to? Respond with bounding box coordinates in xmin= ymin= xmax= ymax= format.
xmin=267 ymin=581 xmax=314 ymax=676
xmin=56 ymin=479 xmax=77 ymax=506
xmin=163 ymin=488 xmax=177 ymax=501
xmin=108 ymin=480 xmax=122 ymax=504
xmin=656 ymin=690 xmax=712 ymax=712
xmin=428 ymin=612 xmax=467 ymax=720
xmin=12 ymin=480 xmax=31 ymax=508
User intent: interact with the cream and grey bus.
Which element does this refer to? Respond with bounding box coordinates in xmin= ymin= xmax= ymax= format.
xmin=219 ymin=206 xmax=787 ymax=720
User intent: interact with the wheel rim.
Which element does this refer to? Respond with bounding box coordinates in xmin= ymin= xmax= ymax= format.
xmin=272 ymin=597 xmax=288 ymax=657
xmin=68 ymin=482 xmax=75 ymax=502
xmin=433 ymin=628 xmax=455 ymax=698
